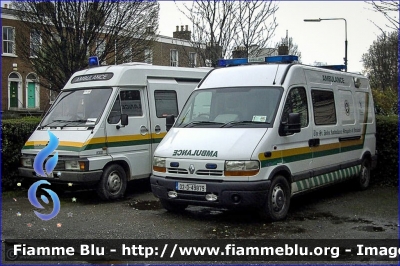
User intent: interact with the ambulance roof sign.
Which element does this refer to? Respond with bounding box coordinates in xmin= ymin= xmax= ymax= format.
xmin=248 ymin=57 xmax=265 ymax=63
xmin=71 ymin=73 xmax=114 ymax=83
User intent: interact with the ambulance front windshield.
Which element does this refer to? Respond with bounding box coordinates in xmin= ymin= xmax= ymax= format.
xmin=41 ymin=87 xmax=112 ymax=128
xmin=176 ymin=87 xmax=283 ymax=128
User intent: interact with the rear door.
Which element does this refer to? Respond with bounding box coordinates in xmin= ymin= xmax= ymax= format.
xmin=147 ymin=78 xmax=198 ymax=156
xmin=105 ymin=87 xmax=151 ymax=179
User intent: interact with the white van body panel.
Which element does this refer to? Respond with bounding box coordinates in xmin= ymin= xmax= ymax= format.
xmin=151 ymin=61 xmax=376 ymax=220
xmin=19 ymin=64 xmax=210 ymax=199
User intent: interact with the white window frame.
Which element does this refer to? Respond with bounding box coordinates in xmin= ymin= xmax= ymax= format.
xmin=189 ymin=52 xmax=197 ymax=68
xmin=145 ymin=48 xmax=153 ymax=64
xmin=170 ymin=49 xmax=178 ymax=67
xmin=3 ymin=26 xmax=15 ymax=55
xmin=30 ymin=30 xmax=42 ymax=58
xmin=95 ymin=39 xmax=106 ymax=63
xmin=122 ymin=47 xmax=133 ymax=63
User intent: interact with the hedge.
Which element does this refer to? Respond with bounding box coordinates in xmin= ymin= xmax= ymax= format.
xmin=1 ymin=115 xmax=398 ymax=191
xmin=2 ymin=116 xmax=42 ymax=190
xmin=373 ymin=115 xmax=398 ymax=185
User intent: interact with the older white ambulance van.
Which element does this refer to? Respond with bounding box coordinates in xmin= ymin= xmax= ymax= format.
xmin=19 ymin=61 xmax=210 ymax=200
xmin=151 ymin=55 xmax=377 ymax=221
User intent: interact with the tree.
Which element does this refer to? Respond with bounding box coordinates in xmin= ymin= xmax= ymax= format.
xmin=275 ymin=36 xmax=302 ymax=61
xmin=178 ymin=0 xmax=278 ymax=66
xmin=362 ymin=31 xmax=398 ymax=115
xmin=366 ymin=1 xmax=399 ymax=31
xmin=12 ymin=0 xmax=159 ymax=92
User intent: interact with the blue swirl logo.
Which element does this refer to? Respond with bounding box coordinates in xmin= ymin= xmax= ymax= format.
xmin=28 ymin=180 xmax=60 ymax=221
xmin=33 ymin=130 xmax=59 ymax=177
xmin=29 ymin=130 xmax=60 ymax=220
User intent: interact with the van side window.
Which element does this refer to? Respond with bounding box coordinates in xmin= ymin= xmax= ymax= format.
xmin=121 ymin=90 xmax=143 ymax=116
xmin=312 ymin=90 xmax=337 ymax=125
xmin=108 ymin=95 xmax=121 ymax=124
xmin=154 ymin=90 xmax=178 ymax=118
xmin=282 ymin=87 xmax=308 ymax=127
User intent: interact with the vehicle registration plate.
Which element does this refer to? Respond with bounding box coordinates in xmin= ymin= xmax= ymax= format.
xmin=176 ymin=182 xmax=206 ymax=192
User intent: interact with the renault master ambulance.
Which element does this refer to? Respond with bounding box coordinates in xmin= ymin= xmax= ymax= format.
xmin=19 ymin=62 xmax=210 ymax=200
xmin=150 ymin=55 xmax=377 ymax=221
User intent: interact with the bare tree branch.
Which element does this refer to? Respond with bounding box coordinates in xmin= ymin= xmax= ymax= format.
xmin=365 ymin=0 xmax=399 ymax=30
xmin=178 ymin=0 xmax=278 ymax=66
xmin=12 ymin=0 xmax=159 ymax=91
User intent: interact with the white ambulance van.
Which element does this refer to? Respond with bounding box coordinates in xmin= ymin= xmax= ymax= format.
xmin=151 ymin=55 xmax=377 ymax=221
xmin=19 ymin=61 xmax=210 ymax=200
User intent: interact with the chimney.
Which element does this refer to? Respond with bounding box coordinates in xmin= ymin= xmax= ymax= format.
xmin=278 ymin=45 xmax=289 ymax=55
xmin=4 ymin=4 xmax=8 ymax=8
xmin=173 ymin=25 xmax=191 ymax=41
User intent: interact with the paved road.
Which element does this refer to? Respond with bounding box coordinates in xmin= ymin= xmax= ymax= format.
xmin=2 ymin=179 xmax=398 ymax=264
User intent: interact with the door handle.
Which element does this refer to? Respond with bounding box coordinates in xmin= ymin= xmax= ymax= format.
xmin=308 ymin=138 xmax=320 ymax=147
xmin=140 ymin=125 xmax=149 ymax=135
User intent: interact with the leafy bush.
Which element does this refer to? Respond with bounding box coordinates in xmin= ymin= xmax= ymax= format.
xmin=372 ymin=88 xmax=398 ymax=115
xmin=373 ymin=115 xmax=398 ymax=185
xmin=2 ymin=117 xmax=41 ymax=191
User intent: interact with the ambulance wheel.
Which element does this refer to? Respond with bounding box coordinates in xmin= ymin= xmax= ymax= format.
xmin=260 ymin=175 xmax=290 ymax=221
xmin=159 ymin=199 xmax=187 ymax=212
xmin=357 ymin=159 xmax=371 ymax=190
xmin=97 ymin=164 xmax=127 ymax=200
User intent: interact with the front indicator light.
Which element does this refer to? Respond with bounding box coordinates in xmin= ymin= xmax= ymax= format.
xmin=153 ymin=157 xmax=166 ymax=173
xmin=224 ymin=160 xmax=260 ymax=176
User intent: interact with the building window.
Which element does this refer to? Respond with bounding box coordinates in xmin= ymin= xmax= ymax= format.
xmin=95 ymin=39 xmax=106 ymax=59
xmin=145 ymin=48 xmax=153 ymax=64
xmin=123 ymin=47 xmax=132 ymax=63
xmin=189 ymin=52 xmax=197 ymax=68
xmin=3 ymin=26 xmax=15 ymax=54
xmin=170 ymin=49 xmax=178 ymax=67
xmin=30 ymin=30 xmax=41 ymax=57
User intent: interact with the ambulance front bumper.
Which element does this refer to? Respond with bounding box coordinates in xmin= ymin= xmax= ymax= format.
xmin=151 ymin=175 xmax=271 ymax=209
xmin=19 ymin=167 xmax=102 ymax=185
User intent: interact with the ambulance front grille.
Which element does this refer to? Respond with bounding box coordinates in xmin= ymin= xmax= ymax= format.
xmin=167 ymin=168 xmax=189 ymax=174
xmin=53 ymin=161 xmax=65 ymax=171
xmin=196 ymin=170 xmax=223 ymax=176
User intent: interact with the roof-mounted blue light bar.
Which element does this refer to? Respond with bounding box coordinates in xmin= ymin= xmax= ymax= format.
xmin=318 ymin=65 xmax=346 ymax=71
xmin=217 ymin=55 xmax=299 ymax=67
xmin=88 ymin=56 xmax=100 ymax=68
xmin=265 ymin=55 xmax=298 ymax=63
xmin=217 ymin=58 xmax=248 ymax=67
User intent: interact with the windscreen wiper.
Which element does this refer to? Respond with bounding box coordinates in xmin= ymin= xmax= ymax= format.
xmin=182 ymin=121 xmax=224 ymax=128
xmin=221 ymin=120 xmax=269 ymax=128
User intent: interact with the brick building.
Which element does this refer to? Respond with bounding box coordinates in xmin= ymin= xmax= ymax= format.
xmin=1 ymin=5 xmax=204 ymax=114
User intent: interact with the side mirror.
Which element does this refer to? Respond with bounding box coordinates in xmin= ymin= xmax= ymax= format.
xmin=280 ymin=113 xmax=301 ymax=136
xmin=287 ymin=113 xmax=301 ymax=133
xmin=121 ymin=114 xmax=128 ymax=126
xmin=166 ymin=115 xmax=175 ymax=131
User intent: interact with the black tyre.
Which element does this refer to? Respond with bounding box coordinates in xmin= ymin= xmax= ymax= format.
xmin=260 ymin=175 xmax=290 ymax=221
xmin=159 ymin=199 xmax=188 ymax=212
xmin=357 ymin=159 xmax=371 ymax=190
xmin=97 ymin=164 xmax=127 ymax=200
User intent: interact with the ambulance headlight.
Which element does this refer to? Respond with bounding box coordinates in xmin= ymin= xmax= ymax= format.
xmin=224 ymin=160 xmax=259 ymax=176
xmin=153 ymin=156 xmax=166 ymax=173
xmin=65 ymin=160 xmax=87 ymax=171
xmin=21 ymin=158 xmax=33 ymax=167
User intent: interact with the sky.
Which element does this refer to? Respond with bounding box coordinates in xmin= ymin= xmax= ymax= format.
xmin=158 ymin=1 xmax=396 ymax=73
